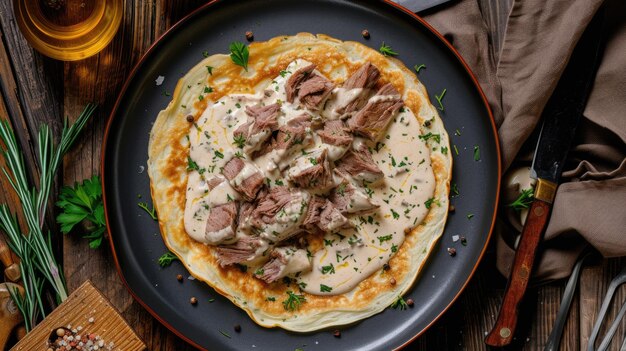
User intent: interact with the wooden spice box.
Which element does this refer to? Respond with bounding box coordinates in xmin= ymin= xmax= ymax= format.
xmin=10 ymin=280 xmax=145 ymax=351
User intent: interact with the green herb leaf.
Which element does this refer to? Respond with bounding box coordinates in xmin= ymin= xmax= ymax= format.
xmin=414 ymin=64 xmax=426 ymax=73
xmin=377 ymin=234 xmax=393 ymax=244
xmin=379 ymin=42 xmax=399 ymax=56
xmin=508 ymin=188 xmax=534 ymax=211
xmin=418 ymin=132 xmax=441 ymax=143
xmin=206 ymin=65 xmax=213 ymax=75
xmin=435 ymin=88 xmax=447 ymax=111
xmin=390 ymin=295 xmax=408 ymax=310
xmin=229 ymin=41 xmax=249 ymax=71
xmin=187 ymin=157 xmax=199 ymax=171
xmin=424 ymin=197 xmax=439 ymax=209
xmin=473 ymin=145 xmax=480 ymax=161
xmin=233 ymin=134 xmax=246 ymax=149
xmin=138 ymin=202 xmax=158 ymax=220
xmin=282 ymin=290 xmax=306 ymax=311
xmin=320 ymin=284 xmax=333 ymax=293
xmin=321 ymin=264 xmax=335 ymax=275
xmin=158 ymin=252 xmax=178 ymax=267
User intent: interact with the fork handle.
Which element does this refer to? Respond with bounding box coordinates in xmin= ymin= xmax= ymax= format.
xmin=485 ymin=199 xmax=552 ymax=347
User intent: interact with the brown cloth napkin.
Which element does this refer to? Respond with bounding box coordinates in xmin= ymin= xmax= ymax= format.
xmin=424 ymin=0 xmax=626 ymax=281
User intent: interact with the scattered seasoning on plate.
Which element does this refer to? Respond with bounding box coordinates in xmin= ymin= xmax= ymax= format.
xmin=460 ymin=236 xmax=467 ymax=246
xmin=447 ymin=247 xmax=457 ymax=256
xmin=190 ymin=297 xmax=198 ymax=305
xmin=333 ymin=330 xmax=341 ymax=338
xmin=186 ymin=114 xmax=194 ymax=122
xmin=176 ymin=274 xmax=184 ymax=282
xmin=245 ymin=31 xmax=254 ymax=41
xmin=361 ymin=29 xmax=370 ymax=39
xmin=449 ymin=205 xmax=455 ymax=213
xmin=406 ymin=298 xmax=414 ymax=307
xmin=389 ymin=277 xmax=396 ymax=286
xmin=234 ymin=324 xmax=242 ymax=333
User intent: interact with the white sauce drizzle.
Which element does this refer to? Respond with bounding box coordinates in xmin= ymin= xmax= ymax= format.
xmin=183 ymin=60 xmax=437 ymax=295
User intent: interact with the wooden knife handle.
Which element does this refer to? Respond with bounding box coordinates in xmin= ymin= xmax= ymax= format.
xmin=485 ymin=199 xmax=552 ymax=347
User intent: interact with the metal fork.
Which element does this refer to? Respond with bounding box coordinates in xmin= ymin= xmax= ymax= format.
xmin=588 ymin=265 xmax=626 ymax=351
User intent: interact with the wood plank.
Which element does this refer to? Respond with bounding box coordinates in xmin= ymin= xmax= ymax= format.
xmin=0 ymin=2 xmax=64 ymax=233
xmin=61 ymin=2 xmax=203 ymax=350
xmin=580 ymin=258 xmax=626 ymax=351
xmin=11 ymin=280 xmax=145 ymax=351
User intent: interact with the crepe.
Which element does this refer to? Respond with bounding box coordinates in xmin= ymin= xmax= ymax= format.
xmin=147 ymin=33 xmax=451 ymax=331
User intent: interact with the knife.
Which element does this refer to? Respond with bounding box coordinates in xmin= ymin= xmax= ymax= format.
xmin=485 ymin=7 xmax=605 ymax=347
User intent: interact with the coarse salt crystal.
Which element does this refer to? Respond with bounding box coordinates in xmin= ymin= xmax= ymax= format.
xmin=155 ymin=76 xmax=165 ymax=86
xmin=88 ymin=317 xmax=95 ymax=323
xmin=452 ymin=235 xmax=459 ymax=242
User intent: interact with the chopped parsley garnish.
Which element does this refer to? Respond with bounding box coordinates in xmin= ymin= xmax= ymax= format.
xmin=279 ymin=70 xmax=291 ymax=78
xmin=138 ymin=202 xmax=157 ymax=220
xmin=424 ymin=197 xmax=439 ymax=209
xmin=473 ymin=145 xmax=480 ymax=161
xmin=298 ymin=281 xmax=307 ymax=290
xmin=229 ymin=41 xmax=249 ymax=71
xmin=158 ymin=252 xmax=178 ymax=267
xmin=234 ymin=151 xmax=244 ymax=159
xmin=441 ymin=146 xmax=448 ymax=154
xmin=321 ymin=264 xmax=335 ymax=275
xmin=204 ymin=86 xmax=213 ymax=93
xmin=214 ymin=150 xmax=224 ymax=159
xmin=390 ymin=295 xmax=408 ymax=310
xmin=219 ymin=330 xmax=231 ymax=338
xmin=336 ymin=183 xmax=346 ymax=196
xmin=391 ymin=244 xmax=398 ymax=253
xmin=435 ymin=88 xmax=447 ymax=111
xmin=187 ymin=156 xmax=199 ymax=171
xmin=414 ymin=64 xmax=426 ymax=73
xmin=320 ymin=284 xmax=333 ymax=293
xmin=202 ymin=51 xmax=209 ymax=58
xmin=275 ymin=179 xmax=284 ymax=186
xmin=452 ymin=182 xmax=459 ymax=196
xmin=161 ymin=90 xmax=171 ymax=97
xmin=227 ymin=194 xmax=234 ymax=202
xmin=198 ymin=95 xmax=204 ymax=101
xmin=455 ymin=129 xmax=462 ymax=136
xmin=309 ymin=157 xmax=318 ymax=165
xmin=233 ymin=134 xmax=246 ymax=148
xmin=324 ymin=239 xmax=335 ymax=246
xmin=379 ymin=42 xmax=398 ymax=56
xmin=254 ymin=268 xmax=264 ymax=275
xmin=377 ymin=235 xmax=393 ymax=244
xmin=418 ymin=132 xmax=441 ymax=143
xmin=453 ymin=144 xmax=459 ymax=155
xmin=206 ymin=65 xmax=213 ymax=74
xmin=467 ymin=213 xmax=474 ymax=219
xmin=283 ymin=291 xmax=306 ymax=311
xmin=266 ymin=296 xmax=276 ymax=302
xmin=509 ymin=188 xmax=534 ymax=211
xmin=390 ymin=209 xmax=400 ymax=220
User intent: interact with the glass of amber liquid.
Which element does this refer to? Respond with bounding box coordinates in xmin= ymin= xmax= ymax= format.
xmin=13 ymin=0 xmax=123 ymax=61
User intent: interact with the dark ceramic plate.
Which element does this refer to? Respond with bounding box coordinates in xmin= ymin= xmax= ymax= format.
xmin=102 ymin=0 xmax=500 ymax=350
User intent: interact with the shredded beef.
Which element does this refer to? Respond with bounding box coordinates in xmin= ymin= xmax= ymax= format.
xmin=335 ymin=145 xmax=384 ymax=183
xmin=348 ymin=83 xmax=403 ymax=140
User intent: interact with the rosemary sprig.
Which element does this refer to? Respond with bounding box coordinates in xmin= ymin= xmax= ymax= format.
xmin=390 ymin=295 xmax=408 ymax=310
xmin=379 ymin=42 xmax=398 ymax=56
xmin=509 ymin=188 xmax=534 ymax=211
xmin=282 ymin=290 xmax=306 ymax=311
xmin=0 ymin=103 xmax=96 ymax=330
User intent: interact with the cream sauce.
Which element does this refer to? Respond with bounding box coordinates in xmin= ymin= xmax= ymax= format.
xmin=298 ymin=107 xmax=435 ymax=295
xmin=321 ymin=87 xmax=365 ymax=120
xmin=183 ymin=60 xmax=437 ymax=295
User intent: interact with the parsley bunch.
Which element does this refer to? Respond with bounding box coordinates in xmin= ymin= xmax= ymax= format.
xmin=56 ymin=175 xmax=106 ymax=248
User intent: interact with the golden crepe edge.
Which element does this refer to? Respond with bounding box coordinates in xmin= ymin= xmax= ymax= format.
xmin=147 ymin=33 xmax=452 ymax=331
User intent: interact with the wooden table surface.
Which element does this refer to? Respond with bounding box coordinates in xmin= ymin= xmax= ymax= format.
xmin=0 ymin=1 xmax=624 ymax=350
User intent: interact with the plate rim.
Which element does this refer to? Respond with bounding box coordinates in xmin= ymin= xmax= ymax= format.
xmin=100 ymin=0 xmax=501 ymax=349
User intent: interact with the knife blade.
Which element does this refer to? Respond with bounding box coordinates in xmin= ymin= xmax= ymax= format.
xmin=485 ymin=7 xmax=605 ymax=347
